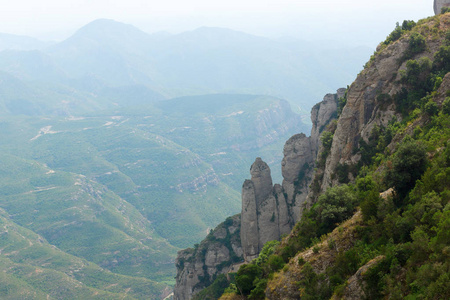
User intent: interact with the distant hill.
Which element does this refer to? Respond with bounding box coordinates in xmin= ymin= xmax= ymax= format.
xmin=0 ymin=19 xmax=372 ymax=110
xmin=0 ymin=32 xmax=53 ymax=51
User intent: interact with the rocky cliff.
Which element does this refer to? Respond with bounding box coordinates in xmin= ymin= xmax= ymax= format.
xmin=264 ymin=12 xmax=450 ymax=300
xmin=320 ymin=14 xmax=449 ymax=193
xmin=174 ymin=215 xmax=243 ymax=300
xmin=174 ymin=89 xmax=342 ymax=299
xmin=240 ymin=89 xmax=344 ymax=262
xmin=176 ymin=10 xmax=450 ymax=300
xmin=434 ymin=0 xmax=450 ymax=14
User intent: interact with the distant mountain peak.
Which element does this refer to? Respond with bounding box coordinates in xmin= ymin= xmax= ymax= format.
xmin=73 ymin=18 xmax=148 ymax=39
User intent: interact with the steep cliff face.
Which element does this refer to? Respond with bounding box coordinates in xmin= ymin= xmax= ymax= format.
xmin=240 ymin=90 xmax=342 ymax=262
xmin=240 ymin=158 xmax=289 ymax=262
xmin=174 ymin=89 xmax=342 ymax=299
xmin=282 ymin=88 xmax=345 ymax=219
xmin=177 ymin=12 xmax=450 ymax=300
xmin=435 ymin=0 xmax=450 ymax=14
xmin=174 ymin=215 xmax=243 ymax=300
xmin=263 ymin=13 xmax=450 ymax=300
xmin=320 ymin=14 xmax=450 ymax=192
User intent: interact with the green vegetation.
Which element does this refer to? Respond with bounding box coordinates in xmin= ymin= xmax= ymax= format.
xmin=222 ymin=100 xmax=450 ymax=299
xmin=0 ymin=93 xmax=305 ymax=297
xmin=442 ymin=7 xmax=450 ymax=14
xmin=385 ymin=140 xmax=428 ymax=200
xmin=192 ymin=275 xmax=231 ymax=300
xmin=383 ymin=20 xmax=416 ymax=46
xmin=214 ymin=17 xmax=450 ymax=299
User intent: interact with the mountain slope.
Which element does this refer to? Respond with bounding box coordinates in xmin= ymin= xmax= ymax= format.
xmin=0 ymin=33 xmax=52 ymax=51
xmin=176 ymin=12 xmax=450 ymax=300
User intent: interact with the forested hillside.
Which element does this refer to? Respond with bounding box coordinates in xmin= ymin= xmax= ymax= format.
xmin=184 ymin=12 xmax=450 ymax=300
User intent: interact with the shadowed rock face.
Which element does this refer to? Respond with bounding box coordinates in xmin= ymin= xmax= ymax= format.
xmin=175 ymin=89 xmax=342 ymax=298
xmin=250 ymin=158 xmax=273 ymax=204
xmin=173 ymin=215 xmax=243 ymax=300
xmin=241 ymin=90 xmax=342 ymax=262
xmin=241 ymin=158 xmax=288 ymax=262
xmin=434 ymin=0 xmax=450 ymax=14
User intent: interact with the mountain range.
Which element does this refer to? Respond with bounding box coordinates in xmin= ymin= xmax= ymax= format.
xmin=0 ymin=19 xmax=372 ymax=111
xmin=0 ymin=18 xmax=374 ymax=299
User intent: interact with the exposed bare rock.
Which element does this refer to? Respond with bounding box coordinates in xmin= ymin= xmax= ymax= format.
xmin=241 ymin=158 xmax=291 ymax=262
xmin=240 ymin=89 xmax=342 ymax=262
xmin=335 ymin=255 xmax=385 ymax=300
xmin=320 ymin=18 xmax=449 ymax=192
xmin=174 ymin=89 xmax=342 ymax=297
xmin=281 ymin=133 xmax=314 ymax=221
xmin=310 ymin=89 xmax=344 ymax=155
xmin=241 ymin=179 xmax=260 ymax=262
xmin=174 ymin=215 xmax=243 ymax=300
xmin=250 ymin=158 xmax=273 ymax=204
xmin=435 ymin=0 xmax=450 ymax=14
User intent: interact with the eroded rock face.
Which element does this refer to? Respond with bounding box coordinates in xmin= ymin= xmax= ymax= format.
xmin=175 ymin=89 xmax=342 ymax=297
xmin=320 ymin=20 xmax=448 ymax=192
xmin=250 ymin=158 xmax=273 ymax=204
xmin=434 ymin=0 xmax=450 ymax=14
xmin=241 ymin=180 xmax=259 ymax=261
xmin=281 ymin=133 xmax=314 ymax=222
xmin=241 ymin=158 xmax=291 ymax=262
xmin=173 ymin=215 xmax=243 ymax=300
xmin=339 ymin=256 xmax=385 ymax=300
xmin=239 ymin=89 xmax=342 ymax=262
xmin=282 ymin=90 xmax=341 ymax=219
xmin=310 ymin=89 xmax=344 ymax=155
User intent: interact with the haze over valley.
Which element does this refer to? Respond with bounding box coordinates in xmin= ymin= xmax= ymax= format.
xmin=0 ymin=1 xmax=444 ymax=299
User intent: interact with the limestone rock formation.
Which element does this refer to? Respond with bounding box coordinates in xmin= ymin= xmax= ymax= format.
xmin=310 ymin=89 xmax=345 ymax=154
xmin=282 ymin=88 xmax=344 ymax=219
xmin=174 ymin=89 xmax=342 ymax=298
xmin=241 ymin=158 xmax=291 ymax=262
xmin=240 ymin=90 xmax=342 ymax=262
xmin=320 ymin=17 xmax=448 ymax=192
xmin=174 ymin=215 xmax=243 ymax=300
xmin=434 ymin=0 xmax=450 ymax=14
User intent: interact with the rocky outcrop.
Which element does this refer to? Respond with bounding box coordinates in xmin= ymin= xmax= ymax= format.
xmin=335 ymin=256 xmax=385 ymax=300
xmin=175 ymin=89 xmax=343 ymax=297
xmin=310 ymin=89 xmax=345 ymax=154
xmin=282 ymin=89 xmax=344 ymax=219
xmin=174 ymin=215 xmax=243 ymax=300
xmin=240 ymin=90 xmax=342 ymax=262
xmin=241 ymin=158 xmax=291 ymax=262
xmin=174 ymin=88 xmax=344 ymax=299
xmin=320 ymin=16 xmax=449 ymax=193
xmin=434 ymin=0 xmax=450 ymax=14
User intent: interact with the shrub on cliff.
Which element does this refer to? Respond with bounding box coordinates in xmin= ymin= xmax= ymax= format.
xmin=385 ymin=140 xmax=428 ymax=201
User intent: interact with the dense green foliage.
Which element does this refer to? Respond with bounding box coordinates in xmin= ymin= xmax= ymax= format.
xmin=383 ymin=20 xmax=416 ymax=46
xmin=385 ymin=140 xmax=428 ymax=200
xmin=192 ymin=275 xmax=231 ymax=300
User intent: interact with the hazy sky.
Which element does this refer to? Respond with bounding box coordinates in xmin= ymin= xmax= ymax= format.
xmin=0 ymin=0 xmax=434 ymax=47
